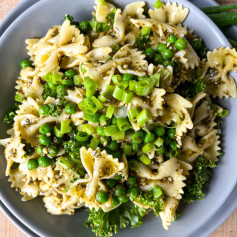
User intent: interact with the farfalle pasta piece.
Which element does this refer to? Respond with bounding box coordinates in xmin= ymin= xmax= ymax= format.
xmin=94 ymin=0 xmax=115 ymax=23
xmin=205 ymin=47 xmax=237 ymax=98
xmin=149 ymin=1 xmax=189 ymax=25
xmin=136 ymin=158 xmax=187 ymax=199
xmin=159 ymin=197 xmax=179 ymax=230
xmin=123 ymin=2 xmax=146 ymax=19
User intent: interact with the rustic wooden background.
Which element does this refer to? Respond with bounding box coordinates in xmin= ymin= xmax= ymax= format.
xmin=0 ymin=0 xmax=236 ymax=236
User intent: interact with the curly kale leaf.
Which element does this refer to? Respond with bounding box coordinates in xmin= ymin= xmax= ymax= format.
xmin=3 ymin=103 xmax=20 ymax=125
xmin=85 ymin=202 xmax=147 ymax=237
xmin=175 ymin=79 xmax=206 ymax=98
xmin=182 ymin=157 xmax=218 ymax=203
xmin=135 ymin=185 xmax=164 ymax=216
xmin=43 ymin=83 xmax=57 ymax=100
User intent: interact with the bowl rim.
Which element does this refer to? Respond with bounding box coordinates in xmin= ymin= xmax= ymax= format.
xmin=0 ymin=0 xmax=236 ymax=237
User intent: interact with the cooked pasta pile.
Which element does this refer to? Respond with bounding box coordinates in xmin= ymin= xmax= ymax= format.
xmin=1 ymin=0 xmax=237 ymax=236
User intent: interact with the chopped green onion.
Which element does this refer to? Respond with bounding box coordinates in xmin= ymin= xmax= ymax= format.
xmin=78 ymin=98 xmax=98 ymax=115
xmin=52 ymin=73 xmax=63 ymax=84
xmin=152 ymin=185 xmax=163 ymax=198
xmin=60 ymin=119 xmax=72 ymax=134
xmin=128 ymin=108 xmax=139 ymax=122
xmin=153 ymin=0 xmax=163 ymax=9
xmin=112 ymin=74 xmax=122 ymax=85
xmin=139 ymin=154 xmax=151 ymax=165
xmin=84 ymin=78 xmax=97 ymax=98
xmin=122 ymin=91 xmax=133 ymax=103
xmin=136 ymin=109 xmax=150 ymax=127
xmin=106 ymin=105 xmax=115 ymax=118
xmin=116 ymin=117 xmax=131 ymax=131
xmin=15 ymin=93 xmax=23 ymax=103
xmin=81 ymin=124 xmax=95 ymax=135
xmin=123 ymin=144 xmax=132 ymax=155
xmin=142 ymin=143 xmax=154 ymax=153
xmin=104 ymin=125 xmax=120 ymax=136
xmin=150 ymin=73 xmax=160 ymax=87
xmin=217 ymin=109 xmax=229 ymax=117
xmin=98 ymin=93 xmax=107 ymax=102
xmin=81 ymin=63 xmax=87 ymax=73
xmin=155 ymin=137 xmax=164 ymax=147
xmin=76 ymin=131 xmax=89 ymax=142
xmin=129 ymin=80 xmax=137 ymax=91
xmin=91 ymin=96 xmax=103 ymax=110
xmin=43 ymin=72 xmax=53 ymax=82
xmin=105 ymin=85 xmax=115 ymax=96
xmin=135 ymin=79 xmax=152 ymax=96
xmin=122 ymin=74 xmax=134 ymax=82
xmin=112 ymin=131 xmax=125 ymax=140
xmin=89 ymin=137 xmax=100 ymax=149
xmin=83 ymin=112 xmax=100 ymax=123
xmin=113 ymin=85 xmax=124 ymax=101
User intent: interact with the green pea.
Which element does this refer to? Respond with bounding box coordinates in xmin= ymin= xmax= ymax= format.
xmin=157 ymin=44 xmax=167 ymax=53
xmin=39 ymin=105 xmax=51 ymax=116
xmin=153 ymin=53 xmax=163 ymax=65
xmin=154 ymin=126 xmax=165 ymax=137
xmin=39 ymin=135 xmax=51 ymax=146
xmin=99 ymin=114 xmax=107 ymax=126
xmin=38 ymin=156 xmax=52 ymax=167
xmin=27 ymin=158 xmax=38 ymax=170
xmin=62 ymin=78 xmax=74 ymax=87
xmin=48 ymin=80 xmax=57 ymax=89
xmin=39 ymin=124 xmax=52 ymax=135
xmin=162 ymin=49 xmax=173 ymax=60
xmin=175 ymin=38 xmax=187 ymax=50
xmin=97 ymin=190 xmax=109 ymax=203
xmin=79 ymin=21 xmax=90 ymax=34
xmin=132 ymin=130 xmax=145 ymax=144
xmin=118 ymin=195 xmax=129 ymax=203
xmin=112 ymin=195 xmax=120 ymax=207
xmin=48 ymin=145 xmax=59 ymax=157
xmin=144 ymin=48 xmax=155 ymax=60
xmin=65 ymin=69 xmax=76 ymax=78
xmin=170 ymin=140 xmax=178 ymax=150
xmin=144 ymin=133 xmax=155 ymax=143
xmin=36 ymin=145 xmax=45 ymax=155
xmin=114 ymin=184 xmax=126 ymax=197
xmin=127 ymin=176 xmax=136 ymax=187
xmin=107 ymin=141 xmax=119 ymax=151
xmin=128 ymin=187 xmax=139 ymax=199
xmin=105 ymin=179 xmax=117 ymax=189
xmin=21 ymin=60 xmax=33 ymax=69
xmin=65 ymin=103 xmax=76 ymax=114
xmin=123 ymin=73 xmax=134 ymax=82
xmin=167 ymin=34 xmax=176 ymax=44
xmin=56 ymin=85 xmax=67 ymax=96
xmin=162 ymin=60 xmax=175 ymax=68
xmin=97 ymin=126 xmax=105 ymax=136
xmin=167 ymin=128 xmax=176 ymax=139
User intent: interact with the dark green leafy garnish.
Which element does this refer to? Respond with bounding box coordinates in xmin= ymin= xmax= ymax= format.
xmin=3 ymin=103 xmax=19 ymax=125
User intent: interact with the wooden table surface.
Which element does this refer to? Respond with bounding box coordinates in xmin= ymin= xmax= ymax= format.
xmin=0 ymin=0 xmax=236 ymax=236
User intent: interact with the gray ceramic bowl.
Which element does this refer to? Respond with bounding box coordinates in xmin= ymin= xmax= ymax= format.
xmin=0 ymin=0 xmax=236 ymax=237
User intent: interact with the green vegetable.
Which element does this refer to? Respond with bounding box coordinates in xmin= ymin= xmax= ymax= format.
xmin=182 ymin=157 xmax=218 ymax=203
xmin=84 ymin=77 xmax=98 ymax=98
xmin=89 ymin=19 xmax=110 ymax=33
xmin=162 ymin=60 xmax=174 ymax=68
xmin=123 ymin=144 xmax=132 ymax=155
xmin=127 ymin=176 xmax=136 ymax=187
xmin=201 ymin=4 xmax=237 ymax=14
xmin=175 ymin=79 xmax=206 ymax=98
xmin=106 ymin=8 xmax=117 ymax=26
xmin=153 ymin=0 xmax=163 ymax=9
xmin=135 ymin=185 xmax=164 ymax=216
xmin=132 ymin=130 xmax=145 ymax=144
xmin=97 ymin=126 xmax=104 ymax=136
xmin=106 ymin=105 xmax=115 ymax=118
xmin=3 ymin=103 xmax=19 ymax=125
xmin=128 ymin=159 xmax=139 ymax=171
xmin=208 ymin=12 xmax=237 ymax=26
xmin=128 ymin=187 xmax=139 ymax=199
xmin=85 ymin=202 xmax=146 ymax=237
xmin=167 ymin=34 xmax=176 ymax=44
xmin=22 ymin=139 xmax=35 ymax=157
xmin=48 ymin=145 xmax=59 ymax=157
xmin=167 ymin=128 xmax=176 ymax=139
xmin=76 ymin=131 xmax=89 ymax=142
xmin=134 ymin=31 xmax=151 ymax=51
xmin=84 ymin=112 xmax=100 ymax=123
xmin=38 ymin=156 xmax=52 ymax=167
xmin=73 ymin=75 xmax=83 ymax=86
xmin=112 ymin=74 xmax=122 ymax=85
xmin=97 ymin=191 xmax=109 ymax=203
xmin=39 ymin=135 xmax=51 ymax=146
xmin=118 ymin=195 xmax=130 ymax=203
xmin=161 ymin=49 xmax=173 ymax=59
xmin=139 ymin=154 xmax=151 ymax=165
xmin=157 ymin=44 xmax=167 ymax=53
xmin=217 ymin=109 xmax=229 ymax=117
xmin=79 ymin=21 xmax=91 ymax=34
xmin=60 ymin=119 xmax=72 ymax=134
xmin=104 ymin=125 xmax=120 ymax=136
xmin=145 ymin=48 xmax=155 ymax=60
xmin=175 ymin=38 xmax=187 ymax=50
xmin=107 ymin=141 xmax=119 ymax=151
xmin=62 ymin=78 xmax=74 ymax=87
xmin=128 ymin=108 xmax=138 ymax=122
xmin=116 ymin=117 xmax=131 ymax=131
xmin=153 ymin=53 xmax=164 ymax=65
xmin=154 ymin=126 xmax=165 ymax=137
xmin=21 ymin=59 xmax=33 ymax=68
xmin=144 ymin=133 xmax=155 ymax=143
xmin=39 ymin=124 xmax=52 ymax=135
xmin=56 ymin=85 xmax=67 ymax=96
xmin=142 ymin=143 xmax=154 ymax=153
xmin=65 ymin=69 xmax=76 ymax=78
xmin=112 ymin=196 xmax=120 ymax=207
xmin=81 ymin=124 xmax=95 ymax=135
xmin=39 ymin=104 xmax=62 ymax=117
xmin=43 ymin=83 xmax=57 ymax=100
xmin=65 ymin=103 xmax=77 ymax=114
xmin=135 ymin=79 xmax=152 ymax=96
xmin=105 ymin=179 xmax=117 ymax=189
xmin=136 ymin=109 xmax=150 ymax=127
xmin=27 ymin=158 xmax=38 ymax=170
xmin=14 ymin=93 xmax=23 ymax=103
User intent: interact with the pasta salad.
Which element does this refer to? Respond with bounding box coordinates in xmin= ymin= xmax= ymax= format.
xmin=1 ymin=0 xmax=237 ymax=236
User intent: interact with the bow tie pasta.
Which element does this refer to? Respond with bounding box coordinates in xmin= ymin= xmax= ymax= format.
xmin=0 ymin=0 xmax=236 ymax=236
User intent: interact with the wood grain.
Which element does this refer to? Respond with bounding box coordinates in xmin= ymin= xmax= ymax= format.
xmin=0 ymin=0 xmax=236 ymax=236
